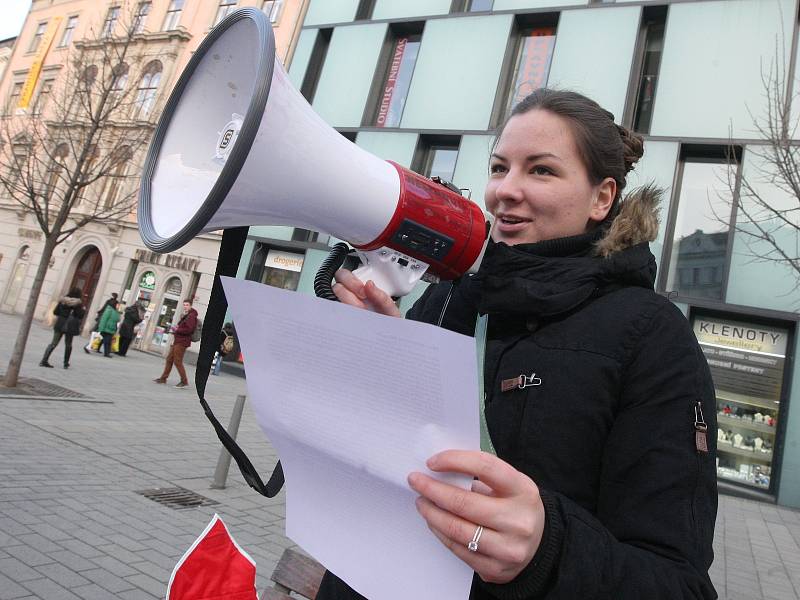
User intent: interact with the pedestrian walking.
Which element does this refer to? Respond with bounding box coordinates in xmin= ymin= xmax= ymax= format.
xmin=117 ymin=302 xmax=145 ymax=356
xmin=40 ymin=287 xmax=86 ymax=369
xmin=84 ymin=292 xmax=119 ymax=354
xmin=211 ymin=322 xmax=235 ymax=376
xmin=154 ymin=299 xmax=198 ymax=388
xmin=97 ymin=299 xmax=121 ymax=357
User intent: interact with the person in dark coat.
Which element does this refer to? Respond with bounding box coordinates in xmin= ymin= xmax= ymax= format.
xmin=326 ymin=89 xmax=718 ymax=599
xmin=154 ymin=300 xmax=198 ymax=388
xmin=117 ymin=302 xmax=145 ymax=356
xmin=40 ymin=287 xmax=86 ymax=369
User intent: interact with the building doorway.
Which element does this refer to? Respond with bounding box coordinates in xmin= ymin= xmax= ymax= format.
xmin=69 ymin=247 xmax=103 ymax=324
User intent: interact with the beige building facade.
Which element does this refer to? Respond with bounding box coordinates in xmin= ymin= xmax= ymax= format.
xmin=0 ymin=0 xmax=308 ymax=355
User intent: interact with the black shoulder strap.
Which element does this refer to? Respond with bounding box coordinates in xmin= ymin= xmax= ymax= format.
xmin=194 ymin=227 xmax=284 ymax=498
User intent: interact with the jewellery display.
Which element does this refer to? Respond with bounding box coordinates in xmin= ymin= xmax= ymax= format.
xmin=467 ymin=525 xmax=484 ymax=552
xmin=694 ymin=314 xmax=789 ymax=492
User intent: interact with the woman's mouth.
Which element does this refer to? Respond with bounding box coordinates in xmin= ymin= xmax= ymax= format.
xmin=496 ymin=215 xmax=531 ymax=232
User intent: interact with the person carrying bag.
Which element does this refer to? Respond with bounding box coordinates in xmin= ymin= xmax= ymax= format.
xmin=40 ymin=287 xmax=86 ymax=369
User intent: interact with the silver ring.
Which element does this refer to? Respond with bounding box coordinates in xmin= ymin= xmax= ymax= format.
xmin=467 ymin=525 xmax=483 ymax=552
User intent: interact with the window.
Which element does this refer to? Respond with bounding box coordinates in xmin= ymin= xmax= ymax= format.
xmin=370 ymin=25 xmax=423 ymax=128
xmin=32 ymin=79 xmax=54 ymax=115
xmin=162 ymin=0 xmax=184 ymax=30
xmin=214 ymin=0 xmax=238 ymax=27
xmin=133 ymin=2 xmax=151 ymax=34
xmin=246 ymin=244 xmax=305 ymax=292
xmin=103 ymin=146 xmax=132 ymax=208
xmin=58 ymin=16 xmax=78 ymax=47
xmin=102 ymin=7 xmax=120 ymax=38
xmin=29 ymin=22 xmax=48 ymax=53
xmin=45 ymin=143 xmax=69 ymax=201
xmin=262 ymin=0 xmax=283 ymax=23
xmin=111 ymin=63 xmax=129 ymax=92
xmin=413 ymin=135 xmax=461 ymax=183
xmin=468 ymin=0 xmax=493 ymax=10
xmin=299 ymin=28 xmax=332 ymax=102
xmin=355 ymin=0 xmax=376 ymax=20
xmin=79 ymin=64 xmax=98 ymax=96
xmin=133 ymin=60 xmax=162 ymax=118
xmin=7 ymin=82 xmax=23 ymax=112
xmin=110 ymin=63 xmax=129 ymax=106
xmin=628 ymin=6 xmax=667 ymax=134
xmin=660 ymin=146 xmax=741 ymax=301
xmin=450 ymin=0 xmax=493 ymax=11
xmin=504 ymin=27 xmax=556 ymax=117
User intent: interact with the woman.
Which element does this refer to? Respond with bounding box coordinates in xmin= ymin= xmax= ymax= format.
xmin=40 ymin=287 xmax=85 ymax=369
xmin=97 ymin=299 xmax=121 ymax=358
xmin=326 ymin=90 xmax=718 ymax=598
xmin=117 ymin=302 xmax=145 ymax=356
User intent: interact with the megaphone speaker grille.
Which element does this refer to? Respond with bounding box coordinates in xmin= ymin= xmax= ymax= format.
xmin=138 ymin=8 xmax=275 ymax=252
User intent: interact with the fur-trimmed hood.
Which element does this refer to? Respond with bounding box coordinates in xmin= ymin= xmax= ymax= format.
xmin=595 ymin=184 xmax=662 ymax=257
xmin=60 ymin=296 xmax=83 ymax=307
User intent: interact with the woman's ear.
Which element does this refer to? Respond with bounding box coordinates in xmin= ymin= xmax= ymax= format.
xmin=589 ymin=177 xmax=617 ymax=223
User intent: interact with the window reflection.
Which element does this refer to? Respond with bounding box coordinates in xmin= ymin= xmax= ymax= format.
xmin=665 ymin=161 xmax=733 ymax=300
xmin=375 ymin=35 xmax=421 ymax=128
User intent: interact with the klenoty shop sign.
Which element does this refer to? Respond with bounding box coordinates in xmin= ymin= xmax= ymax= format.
xmin=693 ymin=316 xmax=788 ymax=402
xmin=693 ymin=317 xmax=788 ymax=357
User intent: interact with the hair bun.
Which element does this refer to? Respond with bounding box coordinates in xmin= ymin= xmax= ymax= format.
xmin=616 ymin=124 xmax=644 ymax=173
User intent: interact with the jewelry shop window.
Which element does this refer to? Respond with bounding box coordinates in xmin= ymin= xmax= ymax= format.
xmin=693 ymin=313 xmax=790 ymax=493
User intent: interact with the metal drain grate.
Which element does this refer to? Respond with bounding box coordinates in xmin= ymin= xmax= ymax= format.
xmin=135 ymin=487 xmax=219 ymax=510
xmin=0 ymin=376 xmax=88 ymax=398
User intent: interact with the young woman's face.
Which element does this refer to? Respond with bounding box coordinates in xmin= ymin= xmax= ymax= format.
xmin=485 ymin=109 xmax=616 ymax=246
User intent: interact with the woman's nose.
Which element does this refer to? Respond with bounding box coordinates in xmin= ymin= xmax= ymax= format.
xmin=494 ymin=170 xmax=525 ymax=203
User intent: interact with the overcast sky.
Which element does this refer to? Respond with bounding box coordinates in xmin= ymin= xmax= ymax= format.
xmin=0 ymin=1 xmax=31 ymax=42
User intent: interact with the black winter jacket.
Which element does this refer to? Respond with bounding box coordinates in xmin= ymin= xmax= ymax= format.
xmin=317 ymin=228 xmax=718 ymax=600
xmin=53 ymin=297 xmax=85 ymax=336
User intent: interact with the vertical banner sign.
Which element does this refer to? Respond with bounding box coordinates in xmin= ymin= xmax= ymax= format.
xmin=511 ymin=28 xmax=556 ymax=109
xmin=18 ymin=17 xmax=63 ymax=110
xmin=376 ymin=37 xmax=408 ymax=128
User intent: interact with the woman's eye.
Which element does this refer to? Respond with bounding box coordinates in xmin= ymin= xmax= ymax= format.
xmin=532 ymin=165 xmax=552 ymax=176
xmin=489 ymin=164 xmax=506 ymax=174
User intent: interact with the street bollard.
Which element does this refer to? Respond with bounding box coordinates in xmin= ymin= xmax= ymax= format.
xmin=210 ymin=394 xmax=247 ymax=489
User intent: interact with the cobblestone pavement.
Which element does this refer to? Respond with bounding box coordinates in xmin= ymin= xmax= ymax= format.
xmin=1 ymin=311 xmax=799 ymax=599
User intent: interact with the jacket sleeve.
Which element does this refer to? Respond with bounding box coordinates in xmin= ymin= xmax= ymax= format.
xmin=481 ymin=302 xmax=718 ymax=600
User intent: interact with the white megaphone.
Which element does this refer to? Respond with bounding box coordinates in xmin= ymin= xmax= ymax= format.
xmin=138 ymin=8 xmax=489 ymax=296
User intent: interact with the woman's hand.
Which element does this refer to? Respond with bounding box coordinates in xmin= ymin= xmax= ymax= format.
xmin=332 ymin=269 xmax=401 ymax=317
xmin=408 ymin=450 xmax=545 ymax=584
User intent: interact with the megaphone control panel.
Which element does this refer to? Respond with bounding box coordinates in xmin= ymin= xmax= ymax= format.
xmin=391 ymin=220 xmax=454 ymax=261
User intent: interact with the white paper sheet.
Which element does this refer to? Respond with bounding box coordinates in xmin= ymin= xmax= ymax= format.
xmin=222 ymin=277 xmax=480 ymax=600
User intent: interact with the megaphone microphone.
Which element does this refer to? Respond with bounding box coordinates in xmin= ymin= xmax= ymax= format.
xmin=138 ymin=8 xmax=489 ymax=297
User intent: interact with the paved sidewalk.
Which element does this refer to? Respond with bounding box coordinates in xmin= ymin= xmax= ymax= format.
xmin=1 ymin=311 xmax=800 ymax=599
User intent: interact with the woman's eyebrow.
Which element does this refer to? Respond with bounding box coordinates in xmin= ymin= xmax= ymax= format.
xmin=526 ymin=152 xmax=561 ymax=162
xmin=489 ymin=152 xmax=561 ymax=162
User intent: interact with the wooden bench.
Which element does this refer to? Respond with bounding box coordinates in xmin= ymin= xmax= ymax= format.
xmin=262 ymin=547 xmax=326 ymax=600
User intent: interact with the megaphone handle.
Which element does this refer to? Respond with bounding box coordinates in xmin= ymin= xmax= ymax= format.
xmin=353 ymin=248 xmax=429 ymax=298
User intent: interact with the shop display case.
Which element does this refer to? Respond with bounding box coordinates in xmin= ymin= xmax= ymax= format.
xmin=693 ymin=314 xmax=788 ymax=492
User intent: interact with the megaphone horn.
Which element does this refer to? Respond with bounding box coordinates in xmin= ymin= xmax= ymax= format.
xmin=138 ymin=8 xmax=489 ymax=297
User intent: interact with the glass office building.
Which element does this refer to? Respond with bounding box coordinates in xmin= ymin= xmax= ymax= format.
xmin=238 ymin=0 xmax=800 ymax=508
